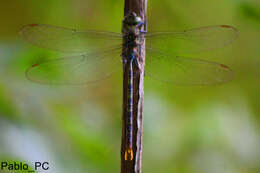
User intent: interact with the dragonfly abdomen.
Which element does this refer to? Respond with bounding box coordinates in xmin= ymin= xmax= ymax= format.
xmin=124 ymin=53 xmax=135 ymax=161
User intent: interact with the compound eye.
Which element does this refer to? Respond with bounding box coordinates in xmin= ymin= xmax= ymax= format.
xmin=135 ymin=16 xmax=143 ymax=26
xmin=135 ymin=17 xmax=142 ymax=23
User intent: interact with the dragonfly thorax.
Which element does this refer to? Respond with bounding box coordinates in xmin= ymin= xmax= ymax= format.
xmin=122 ymin=12 xmax=143 ymax=35
xmin=122 ymin=12 xmax=144 ymax=62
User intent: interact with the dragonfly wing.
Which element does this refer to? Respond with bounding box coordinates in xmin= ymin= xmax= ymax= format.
xmin=26 ymin=49 xmax=121 ymax=85
xmin=145 ymin=49 xmax=234 ymax=85
xmin=20 ymin=24 xmax=122 ymax=53
xmin=145 ymin=25 xmax=238 ymax=55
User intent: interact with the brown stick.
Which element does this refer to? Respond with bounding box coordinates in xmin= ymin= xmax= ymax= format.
xmin=121 ymin=0 xmax=147 ymax=173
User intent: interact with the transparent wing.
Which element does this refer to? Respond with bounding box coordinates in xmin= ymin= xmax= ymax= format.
xmin=20 ymin=24 xmax=122 ymax=53
xmin=25 ymin=49 xmax=122 ymax=85
xmin=145 ymin=25 xmax=238 ymax=55
xmin=145 ymin=49 xmax=234 ymax=85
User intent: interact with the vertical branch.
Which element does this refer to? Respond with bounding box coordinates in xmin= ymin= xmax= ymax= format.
xmin=121 ymin=0 xmax=147 ymax=173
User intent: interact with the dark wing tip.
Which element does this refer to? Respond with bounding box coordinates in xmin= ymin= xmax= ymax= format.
xmin=220 ymin=25 xmax=233 ymax=28
xmin=220 ymin=63 xmax=229 ymax=69
xmin=220 ymin=25 xmax=239 ymax=38
xmin=25 ymin=63 xmax=43 ymax=83
xmin=32 ymin=63 xmax=39 ymax=67
xmin=28 ymin=24 xmax=39 ymax=27
xmin=219 ymin=63 xmax=235 ymax=83
xmin=220 ymin=25 xmax=238 ymax=32
xmin=19 ymin=24 xmax=39 ymax=36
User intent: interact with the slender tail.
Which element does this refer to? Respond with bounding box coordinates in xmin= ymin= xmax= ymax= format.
xmin=124 ymin=60 xmax=134 ymax=161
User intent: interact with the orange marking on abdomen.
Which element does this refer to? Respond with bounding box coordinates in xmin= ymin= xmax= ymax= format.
xmin=124 ymin=147 xmax=133 ymax=161
xmin=32 ymin=63 xmax=39 ymax=67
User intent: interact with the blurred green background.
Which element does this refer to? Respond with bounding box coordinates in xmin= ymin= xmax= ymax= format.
xmin=0 ymin=0 xmax=260 ymax=172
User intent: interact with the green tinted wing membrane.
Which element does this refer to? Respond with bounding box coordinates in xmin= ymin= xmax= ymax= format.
xmin=26 ymin=49 xmax=121 ymax=85
xmin=145 ymin=25 xmax=238 ymax=55
xmin=145 ymin=49 xmax=234 ymax=85
xmin=20 ymin=24 xmax=122 ymax=53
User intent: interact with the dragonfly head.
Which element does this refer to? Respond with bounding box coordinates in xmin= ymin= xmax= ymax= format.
xmin=123 ymin=12 xmax=143 ymax=28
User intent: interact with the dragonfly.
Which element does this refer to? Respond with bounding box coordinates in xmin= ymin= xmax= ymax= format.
xmin=20 ymin=12 xmax=238 ymax=161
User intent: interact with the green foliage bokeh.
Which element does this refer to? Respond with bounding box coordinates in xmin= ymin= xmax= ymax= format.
xmin=0 ymin=0 xmax=259 ymax=173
